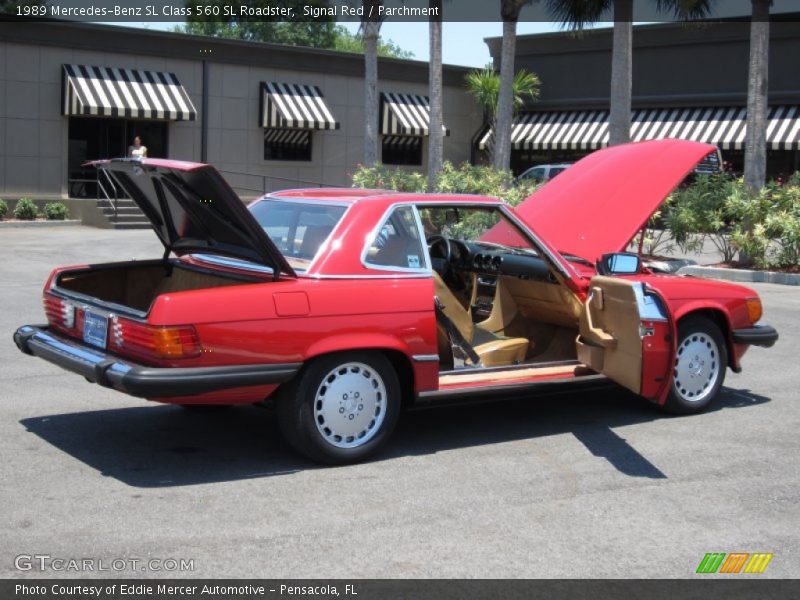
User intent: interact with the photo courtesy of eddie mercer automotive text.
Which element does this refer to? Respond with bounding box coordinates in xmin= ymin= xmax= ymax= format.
xmin=13 ymin=139 xmax=779 ymax=465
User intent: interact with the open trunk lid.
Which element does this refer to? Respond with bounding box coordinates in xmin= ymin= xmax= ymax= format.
xmin=510 ymin=139 xmax=718 ymax=262
xmin=90 ymin=158 xmax=295 ymax=278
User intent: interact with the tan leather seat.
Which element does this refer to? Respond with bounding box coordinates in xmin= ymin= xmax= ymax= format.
xmin=433 ymin=272 xmax=529 ymax=367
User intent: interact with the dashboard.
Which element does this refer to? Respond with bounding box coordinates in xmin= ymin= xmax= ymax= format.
xmin=457 ymin=241 xmax=554 ymax=282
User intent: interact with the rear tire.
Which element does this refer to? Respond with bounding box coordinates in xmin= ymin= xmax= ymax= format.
xmin=663 ymin=316 xmax=727 ymax=415
xmin=276 ymin=352 xmax=401 ymax=465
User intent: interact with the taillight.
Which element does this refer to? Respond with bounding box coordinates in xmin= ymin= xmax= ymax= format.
xmin=43 ymin=294 xmax=77 ymax=332
xmin=745 ymin=297 xmax=763 ymax=324
xmin=111 ymin=317 xmax=201 ymax=361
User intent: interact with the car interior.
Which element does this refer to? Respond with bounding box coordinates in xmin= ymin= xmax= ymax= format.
xmin=413 ymin=206 xmax=587 ymax=375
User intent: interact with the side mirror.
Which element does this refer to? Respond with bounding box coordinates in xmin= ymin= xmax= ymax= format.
xmin=597 ymin=252 xmax=641 ymax=276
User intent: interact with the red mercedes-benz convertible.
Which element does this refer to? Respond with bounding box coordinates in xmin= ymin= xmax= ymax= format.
xmin=14 ymin=139 xmax=777 ymax=464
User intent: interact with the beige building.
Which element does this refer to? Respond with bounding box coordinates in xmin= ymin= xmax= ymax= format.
xmin=0 ymin=20 xmax=481 ymax=225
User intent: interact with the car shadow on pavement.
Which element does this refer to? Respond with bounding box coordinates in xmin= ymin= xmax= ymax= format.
xmin=19 ymin=384 xmax=770 ymax=488
xmin=387 ymin=385 xmax=769 ymax=475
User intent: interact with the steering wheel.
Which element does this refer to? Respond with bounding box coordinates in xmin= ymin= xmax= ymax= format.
xmin=427 ymin=234 xmax=452 ymax=262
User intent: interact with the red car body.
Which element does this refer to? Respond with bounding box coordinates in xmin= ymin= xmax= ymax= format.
xmin=14 ymin=139 xmax=778 ymax=463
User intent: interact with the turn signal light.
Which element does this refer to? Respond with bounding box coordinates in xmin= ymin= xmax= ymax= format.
xmin=745 ymin=297 xmax=763 ymax=324
xmin=111 ymin=317 xmax=201 ymax=361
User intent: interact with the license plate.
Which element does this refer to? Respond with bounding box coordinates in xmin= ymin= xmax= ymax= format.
xmin=83 ymin=311 xmax=108 ymax=349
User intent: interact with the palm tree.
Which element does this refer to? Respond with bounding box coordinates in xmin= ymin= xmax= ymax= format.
xmin=545 ymin=0 xmax=715 ymax=146
xmin=743 ymin=0 xmax=770 ymax=193
xmin=494 ymin=0 xmax=532 ymax=171
xmin=466 ymin=66 xmax=540 ymax=165
xmin=428 ymin=0 xmax=444 ymax=190
xmin=361 ymin=0 xmax=383 ymax=166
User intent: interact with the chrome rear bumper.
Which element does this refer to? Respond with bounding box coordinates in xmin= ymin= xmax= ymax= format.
xmin=14 ymin=325 xmax=301 ymax=398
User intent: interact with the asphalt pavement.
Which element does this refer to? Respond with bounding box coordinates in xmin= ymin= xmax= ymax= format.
xmin=1 ymin=226 xmax=798 ymax=578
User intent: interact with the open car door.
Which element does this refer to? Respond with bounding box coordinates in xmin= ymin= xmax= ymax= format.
xmin=576 ymin=276 xmax=674 ymax=401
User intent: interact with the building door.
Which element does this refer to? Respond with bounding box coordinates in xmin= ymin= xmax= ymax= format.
xmin=67 ymin=118 xmax=168 ymax=198
xmin=125 ymin=121 xmax=167 ymax=159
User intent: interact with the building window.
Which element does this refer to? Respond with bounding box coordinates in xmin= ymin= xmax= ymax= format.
xmin=67 ymin=117 xmax=167 ymax=198
xmin=264 ymin=129 xmax=312 ymax=161
xmin=382 ymin=136 xmax=422 ymax=166
xmin=364 ymin=205 xmax=426 ymax=271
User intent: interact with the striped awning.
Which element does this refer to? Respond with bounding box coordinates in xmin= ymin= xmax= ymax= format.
xmin=263 ymin=129 xmax=311 ymax=147
xmin=380 ymin=92 xmax=449 ymax=137
xmin=260 ymin=82 xmax=339 ymax=130
xmin=382 ymin=135 xmax=422 ymax=149
xmin=62 ymin=64 xmax=196 ymax=121
xmin=479 ymin=106 xmax=800 ymax=152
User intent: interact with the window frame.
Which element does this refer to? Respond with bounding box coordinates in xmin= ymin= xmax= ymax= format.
xmin=361 ymin=203 xmax=431 ymax=274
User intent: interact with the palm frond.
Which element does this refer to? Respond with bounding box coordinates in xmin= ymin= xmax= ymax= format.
xmin=543 ymin=0 xmax=611 ymax=30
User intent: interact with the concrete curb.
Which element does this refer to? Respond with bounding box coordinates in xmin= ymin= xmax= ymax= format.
xmin=0 ymin=220 xmax=82 ymax=229
xmin=677 ymin=265 xmax=800 ymax=286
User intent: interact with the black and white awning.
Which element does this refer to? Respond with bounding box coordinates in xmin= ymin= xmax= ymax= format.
xmin=382 ymin=135 xmax=422 ymax=149
xmin=62 ymin=64 xmax=196 ymax=121
xmin=263 ymin=129 xmax=311 ymax=147
xmin=260 ymin=82 xmax=339 ymax=130
xmin=479 ymin=106 xmax=800 ymax=152
xmin=380 ymin=92 xmax=449 ymax=137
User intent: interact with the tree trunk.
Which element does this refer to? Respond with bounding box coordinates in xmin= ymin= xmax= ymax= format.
xmin=427 ymin=1 xmax=443 ymax=191
xmin=608 ymin=0 xmax=633 ymax=146
xmin=362 ymin=21 xmax=381 ymax=166
xmin=494 ymin=18 xmax=517 ymax=171
xmin=744 ymin=0 xmax=770 ymax=193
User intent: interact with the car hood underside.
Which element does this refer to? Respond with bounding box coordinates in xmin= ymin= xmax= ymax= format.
xmin=510 ymin=138 xmax=718 ymax=263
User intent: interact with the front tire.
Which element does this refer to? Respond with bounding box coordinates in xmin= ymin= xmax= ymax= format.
xmin=276 ymin=352 xmax=401 ymax=464
xmin=663 ymin=316 xmax=727 ymax=415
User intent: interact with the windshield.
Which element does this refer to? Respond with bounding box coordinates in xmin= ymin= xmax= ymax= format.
xmin=248 ymin=199 xmax=348 ymax=272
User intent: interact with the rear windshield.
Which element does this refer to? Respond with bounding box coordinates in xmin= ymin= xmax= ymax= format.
xmin=248 ymin=199 xmax=348 ymax=272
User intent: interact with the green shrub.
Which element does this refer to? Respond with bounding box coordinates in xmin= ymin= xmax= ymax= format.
xmin=729 ymin=173 xmax=800 ymax=269
xmin=0 ymin=199 xmax=7 ymax=220
xmin=664 ymin=171 xmax=800 ymax=269
xmin=13 ymin=197 xmax=38 ymax=221
xmin=350 ymin=163 xmax=427 ymax=193
xmin=44 ymin=202 xmax=70 ymax=221
xmin=351 ymin=161 xmax=541 ymax=206
xmin=663 ymin=173 xmax=739 ymax=262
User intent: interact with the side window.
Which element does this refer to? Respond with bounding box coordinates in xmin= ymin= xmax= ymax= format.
xmin=364 ymin=206 xmax=426 ymax=271
xmin=527 ymin=168 xmax=545 ymax=181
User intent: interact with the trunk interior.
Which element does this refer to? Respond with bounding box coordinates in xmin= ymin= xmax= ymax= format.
xmin=56 ymin=261 xmax=257 ymax=313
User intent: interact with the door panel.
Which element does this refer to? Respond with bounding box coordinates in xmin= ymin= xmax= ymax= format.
xmin=577 ymin=276 xmax=644 ymax=394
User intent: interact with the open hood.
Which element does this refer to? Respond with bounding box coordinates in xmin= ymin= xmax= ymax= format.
xmin=90 ymin=158 xmax=295 ymax=278
xmin=510 ymin=139 xmax=718 ymax=263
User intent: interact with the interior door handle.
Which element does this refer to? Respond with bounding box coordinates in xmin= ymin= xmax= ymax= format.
xmin=585 ymin=291 xmax=618 ymax=349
